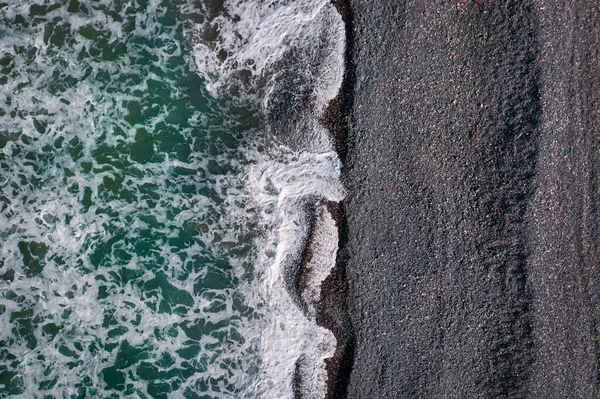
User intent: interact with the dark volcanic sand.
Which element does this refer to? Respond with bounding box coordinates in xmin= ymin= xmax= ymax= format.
xmin=334 ymin=0 xmax=600 ymax=397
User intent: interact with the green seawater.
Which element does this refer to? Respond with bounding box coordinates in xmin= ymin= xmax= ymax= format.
xmin=0 ymin=1 xmax=268 ymax=397
xmin=0 ymin=0 xmax=347 ymax=396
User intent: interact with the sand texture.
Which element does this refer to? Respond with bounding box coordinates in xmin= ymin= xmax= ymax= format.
xmin=339 ymin=0 xmax=600 ymax=397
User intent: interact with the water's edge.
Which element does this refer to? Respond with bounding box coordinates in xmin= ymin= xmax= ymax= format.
xmin=298 ymin=1 xmax=356 ymax=398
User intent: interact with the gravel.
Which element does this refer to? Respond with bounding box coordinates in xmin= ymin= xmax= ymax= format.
xmin=337 ymin=0 xmax=600 ymax=397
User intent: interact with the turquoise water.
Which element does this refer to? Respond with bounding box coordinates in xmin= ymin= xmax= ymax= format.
xmin=0 ymin=1 xmax=345 ymax=398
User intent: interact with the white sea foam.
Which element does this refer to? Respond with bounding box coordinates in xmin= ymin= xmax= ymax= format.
xmin=187 ymin=0 xmax=345 ymax=149
xmin=188 ymin=0 xmax=346 ymax=397
xmin=240 ymin=147 xmax=344 ymax=398
xmin=302 ymin=205 xmax=339 ymax=319
xmin=187 ymin=0 xmax=344 ymax=100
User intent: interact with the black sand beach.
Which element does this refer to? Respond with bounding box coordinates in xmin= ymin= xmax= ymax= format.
xmin=318 ymin=0 xmax=600 ymax=397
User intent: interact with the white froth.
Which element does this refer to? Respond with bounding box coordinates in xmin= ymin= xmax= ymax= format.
xmin=302 ymin=205 xmax=339 ymax=319
xmin=188 ymin=0 xmax=345 ymax=108
xmin=188 ymin=0 xmax=345 ymax=153
xmin=186 ymin=0 xmax=347 ymax=397
xmin=243 ymin=148 xmax=344 ymax=398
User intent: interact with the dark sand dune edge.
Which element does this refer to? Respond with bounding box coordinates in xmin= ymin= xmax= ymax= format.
xmin=330 ymin=0 xmax=600 ymax=398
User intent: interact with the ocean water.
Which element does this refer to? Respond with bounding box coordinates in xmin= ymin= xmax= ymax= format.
xmin=0 ymin=1 xmax=345 ymax=398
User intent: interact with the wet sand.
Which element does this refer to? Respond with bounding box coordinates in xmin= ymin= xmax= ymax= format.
xmin=323 ymin=0 xmax=600 ymax=397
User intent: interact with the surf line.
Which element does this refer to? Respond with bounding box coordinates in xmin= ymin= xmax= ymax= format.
xmin=292 ymin=1 xmax=356 ymax=398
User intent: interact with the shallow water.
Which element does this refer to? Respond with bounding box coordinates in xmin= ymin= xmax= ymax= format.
xmin=0 ymin=1 xmax=344 ymax=398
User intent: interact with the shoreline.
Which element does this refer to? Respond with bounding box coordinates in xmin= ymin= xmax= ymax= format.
xmin=315 ymin=0 xmax=356 ymax=398
xmin=291 ymin=0 xmax=355 ymax=397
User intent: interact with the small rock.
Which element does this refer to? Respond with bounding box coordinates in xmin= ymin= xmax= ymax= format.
xmin=474 ymin=0 xmax=486 ymax=5
xmin=455 ymin=0 xmax=469 ymax=3
xmin=466 ymin=60 xmax=472 ymax=67
xmin=423 ymin=10 xmax=431 ymax=17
